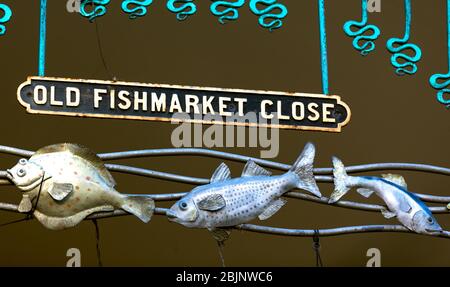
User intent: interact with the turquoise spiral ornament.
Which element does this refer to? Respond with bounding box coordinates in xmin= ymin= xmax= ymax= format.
xmin=343 ymin=0 xmax=380 ymax=56
xmin=430 ymin=0 xmax=450 ymax=108
xmin=0 ymin=3 xmax=12 ymax=35
xmin=249 ymin=0 xmax=288 ymax=32
xmin=80 ymin=0 xmax=110 ymax=22
xmin=429 ymin=72 xmax=450 ymax=108
xmin=122 ymin=0 xmax=153 ymax=19
xmin=167 ymin=0 xmax=197 ymax=21
xmin=386 ymin=0 xmax=422 ymax=75
xmin=210 ymin=0 xmax=246 ymax=24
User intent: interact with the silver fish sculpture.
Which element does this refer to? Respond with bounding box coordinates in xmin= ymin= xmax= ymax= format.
xmin=6 ymin=143 xmax=154 ymax=230
xmin=329 ymin=157 xmax=443 ymax=236
xmin=166 ymin=142 xmax=321 ymax=241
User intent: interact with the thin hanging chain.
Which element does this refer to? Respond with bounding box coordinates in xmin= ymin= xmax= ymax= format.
xmin=92 ymin=219 xmax=103 ymax=267
xmin=312 ymin=230 xmax=323 ymax=267
xmin=217 ymin=241 xmax=226 ymax=268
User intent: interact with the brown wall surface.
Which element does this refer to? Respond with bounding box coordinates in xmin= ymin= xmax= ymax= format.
xmin=0 ymin=0 xmax=448 ymax=266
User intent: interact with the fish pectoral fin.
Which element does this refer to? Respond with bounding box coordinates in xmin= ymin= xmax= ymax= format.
xmin=258 ymin=198 xmax=287 ymax=221
xmin=18 ymin=195 xmax=33 ymax=213
xmin=197 ymin=194 xmax=226 ymax=211
xmin=357 ymin=188 xmax=375 ymax=198
xmin=241 ymin=160 xmax=272 ymax=177
xmin=399 ymin=199 xmax=413 ymax=214
xmin=381 ymin=208 xmax=396 ymax=219
xmin=209 ymin=228 xmax=231 ymax=242
xmin=48 ymin=183 xmax=73 ymax=201
xmin=210 ymin=163 xmax=231 ymax=183
xmin=382 ymin=174 xmax=407 ymax=189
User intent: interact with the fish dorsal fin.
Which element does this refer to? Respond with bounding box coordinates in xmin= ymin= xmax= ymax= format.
xmin=197 ymin=194 xmax=226 ymax=211
xmin=258 ymin=198 xmax=287 ymax=221
xmin=35 ymin=143 xmax=116 ymax=188
xmin=241 ymin=160 xmax=272 ymax=177
xmin=382 ymin=174 xmax=407 ymax=189
xmin=210 ymin=163 xmax=231 ymax=183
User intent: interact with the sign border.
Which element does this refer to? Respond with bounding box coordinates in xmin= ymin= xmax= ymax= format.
xmin=17 ymin=76 xmax=352 ymax=133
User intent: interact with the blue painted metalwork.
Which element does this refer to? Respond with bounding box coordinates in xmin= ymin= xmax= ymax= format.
xmin=0 ymin=3 xmax=12 ymax=36
xmin=166 ymin=0 xmax=197 ymax=21
xmin=343 ymin=0 xmax=380 ymax=56
xmin=122 ymin=0 xmax=153 ymax=19
xmin=318 ymin=0 xmax=328 ymax=95
xmin=430 ymin=0 xmax=450 ymax=108
xmin=249 ymin=0 xmax=288 ymax=32
xmin=80 ymin=0 xmax=111 ymax=22
xmin=210 ymin=0 xmax=245 ymax=24
xmin=38 ymin=0 xmax=47 ymax=77
xmin=386 ymin=0 xmax=422 ymax=76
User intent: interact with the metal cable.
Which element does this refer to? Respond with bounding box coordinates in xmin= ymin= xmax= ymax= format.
xmin=0 ymin=203 xmax=449 ymax=239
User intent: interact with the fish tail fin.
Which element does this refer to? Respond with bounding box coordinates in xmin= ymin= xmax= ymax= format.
xmin=121 ymin=195 xmax=155 ymax=223
xmin=329 ymin=157 xmax=351 ymax=204
xmin=289 ymin=142 xmax=321 ymax=198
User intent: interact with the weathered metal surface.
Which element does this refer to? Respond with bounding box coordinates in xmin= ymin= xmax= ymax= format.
xmin=17 ymin=77 xmax=351 ymax=132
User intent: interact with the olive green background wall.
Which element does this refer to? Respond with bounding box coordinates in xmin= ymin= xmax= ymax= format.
xmin=0 ymin=0 xmax=448 ymax=266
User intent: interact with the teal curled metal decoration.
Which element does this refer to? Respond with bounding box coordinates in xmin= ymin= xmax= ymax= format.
xmin=210 ymin=0 xmax=246 ymax=24
xmin=249 ymin=0 xmax=288 ymax=32
xmin=0 ymin=3 xmax=12 ymax=35
xmin=166 ymin=0 xmax=197 ymax=21
xmin=430 ymin=0 xmax=450 ymax=108
xmin=80 ymin=0 xmax=111 ymax=22
xmin=122 ymin=0 xmax=153 ymax=19
xmin=343 ymin=0 xmax=380 ymax=56
xmin=386 ymin=0 xmax=422 ymax=76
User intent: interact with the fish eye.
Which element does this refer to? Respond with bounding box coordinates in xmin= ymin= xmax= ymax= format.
xmin=19 ymin=159 xmax=27 ymax=165
xmin=179 ymin=201 xmax=188 ymax=211
xmin=17 ymin=169 xmax=26 ymax=177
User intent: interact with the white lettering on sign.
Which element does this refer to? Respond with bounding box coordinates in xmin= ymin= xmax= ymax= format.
xmin=292 ymin=102 xmax=305 ymax=120
xmin=151 ymin=92 xmax=166 ymax=112
xmin=219 ymin=97 xmax=232 ymax=117
xmin=66 ymin=87 xmax=80 ymax=107
xmin=33 ymin=85 xmax=47 ymax=105
xmin=261 ymin=100 xmax=274 ymax=119
xmin=94 ymin=88 xmax=107 ymax=109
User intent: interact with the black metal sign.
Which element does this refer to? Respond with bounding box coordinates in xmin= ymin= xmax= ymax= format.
xmin=17 ymin=77 xmax=351 ymax=132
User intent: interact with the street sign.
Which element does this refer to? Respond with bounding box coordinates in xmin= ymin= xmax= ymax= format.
xmin=17 ymin=77 xmax=351 ymax=132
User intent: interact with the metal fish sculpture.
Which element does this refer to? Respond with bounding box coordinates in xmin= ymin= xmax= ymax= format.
xmin=167 ymin=142 xmax=321 ymax=241
xmin=329 ymin=157 xmax=443 ymax=236
xmin=5 ymin=143 xmax=154 ymax=230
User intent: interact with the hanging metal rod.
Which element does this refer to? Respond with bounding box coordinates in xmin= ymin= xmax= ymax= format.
xmin=1 ymin=145 xmax=448 ymax=176
xmin=0 ymin=202 xmax=448 ymax=239
xmin=0 ymin=145 xmax=449 ymax=204
xmin=1 ymin=164 xmax=449 ymax=206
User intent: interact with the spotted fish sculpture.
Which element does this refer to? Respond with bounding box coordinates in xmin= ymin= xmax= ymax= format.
xmin=167 ymin=142 xmax=321 ymax=241
xmin=6 ymin=143 xmax=154 ymax=230
xmin=329 ymin=157 xmax=443 ymax=236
